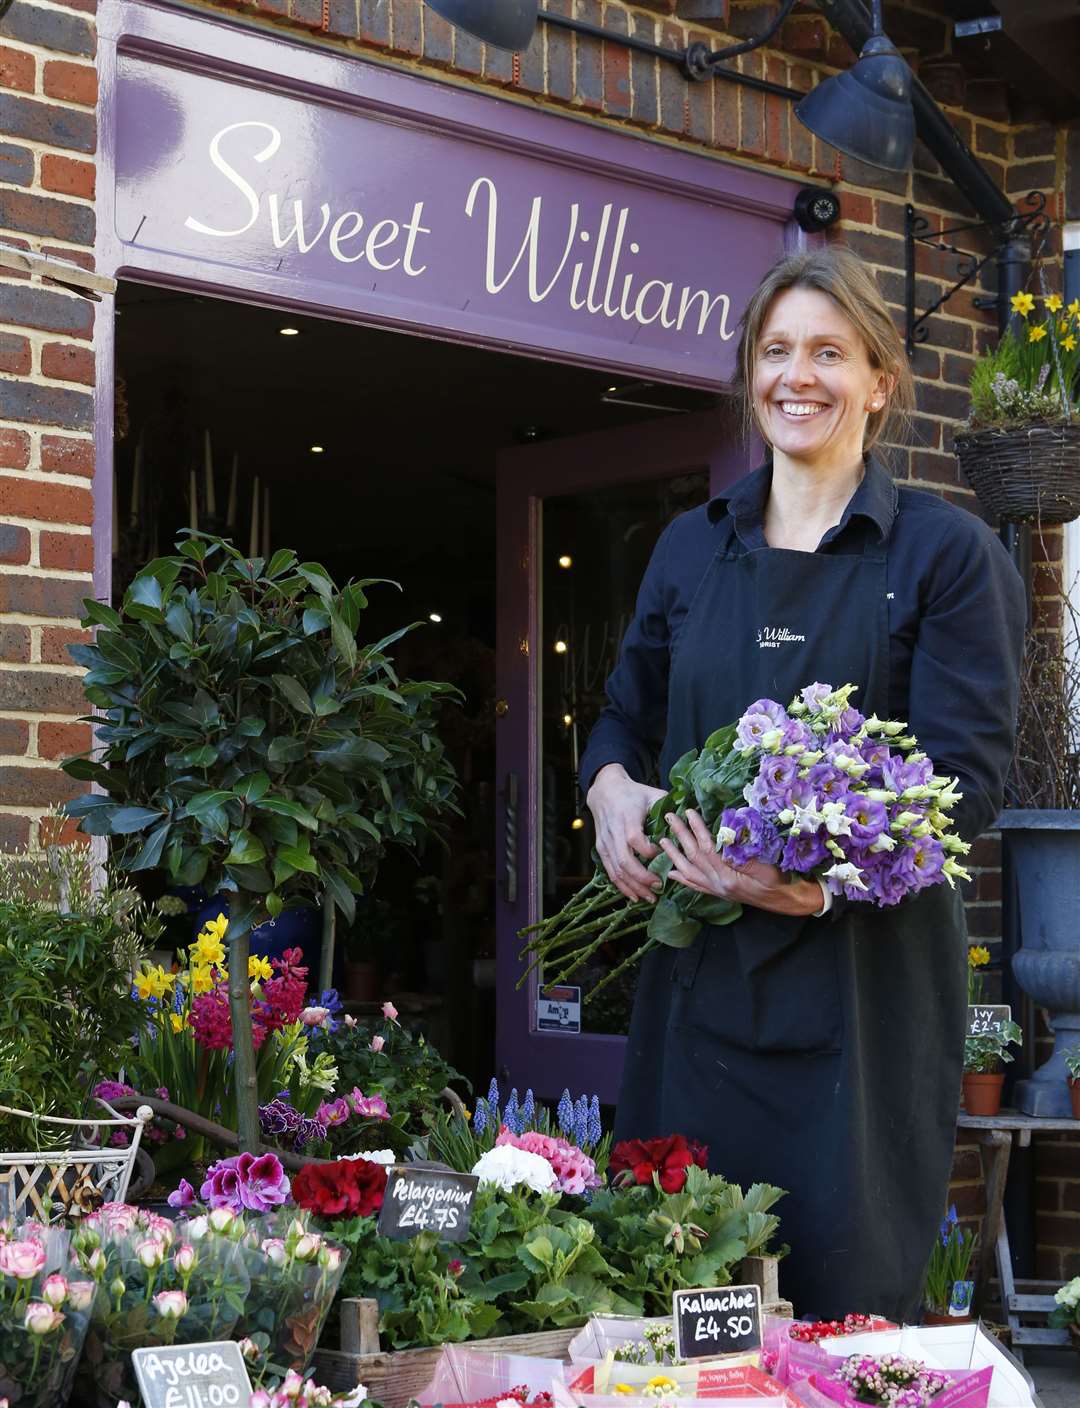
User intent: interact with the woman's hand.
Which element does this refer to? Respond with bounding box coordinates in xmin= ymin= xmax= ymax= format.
xmin=659 ymin=809 xmax=824 ymax=917
xmin=586 ymin=763 xmax=668 ymax=904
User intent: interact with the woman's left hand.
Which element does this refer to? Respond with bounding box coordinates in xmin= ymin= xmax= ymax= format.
xmin=659 ymin=809 xmax=824 ymax=918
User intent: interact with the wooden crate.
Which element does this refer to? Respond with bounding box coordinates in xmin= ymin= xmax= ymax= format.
xmin=313 ymin=1258 xmax=792 ymax=1405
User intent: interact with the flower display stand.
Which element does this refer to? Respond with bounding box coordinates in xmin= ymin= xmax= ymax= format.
xmin=312 ymin=1257 xmax=792 ymax=1407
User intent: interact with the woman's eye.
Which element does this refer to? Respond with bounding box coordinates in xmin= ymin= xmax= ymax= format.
xmin=763 ymin=345 xmax=786 ymax=358
xmin=818 ymin=347 xmax=843 ymax=361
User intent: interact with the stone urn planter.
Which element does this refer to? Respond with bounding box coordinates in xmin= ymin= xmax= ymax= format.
xmin=998 ymin=810 xmax=1080 ymax=1116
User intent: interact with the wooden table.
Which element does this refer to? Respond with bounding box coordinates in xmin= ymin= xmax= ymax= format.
xmin=957 ymin=1109 xmax=1078 ymax=1356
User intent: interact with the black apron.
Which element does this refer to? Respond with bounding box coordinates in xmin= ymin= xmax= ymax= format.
xmin=615 ymin=516 xmax=967 ymax=1322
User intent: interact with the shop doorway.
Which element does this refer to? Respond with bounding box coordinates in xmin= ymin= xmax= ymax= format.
xmin=112 ymin=281 xmax=725 ymax=1096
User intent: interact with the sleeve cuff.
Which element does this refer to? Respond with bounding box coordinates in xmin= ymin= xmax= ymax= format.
xmin=813 ymin=879 xmax=833 ymax=918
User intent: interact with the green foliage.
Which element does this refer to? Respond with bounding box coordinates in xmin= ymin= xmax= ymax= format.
xmin=967 ymin=297 xmax=1080 ymax=429
xmin=963 ymin=1018 xmax=1023 ymax=1074
xmin=0 ymin=840 xmax=147 ymax=1150
xmin=418 ymin=1104 xmax=612 ymax=1180
xmin=1064 ymin=1045 xmax=1080 ymax=1082
xmin=60 ymin=535 xmax=461 ymax=938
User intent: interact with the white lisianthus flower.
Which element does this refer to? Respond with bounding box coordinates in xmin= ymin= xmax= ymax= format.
xmin=715 ymin=826 xmax=737 ymax=848
xmin=342 ymin=1386 xmax=369 ymax=1408
xmin=789 ymin=802 xmax=824 ymax=835
xmin=824 ymin=862 xmax=868 ymax=893
xmin=760 ymin=728 xmax=784 ymax=753
xmin=472 ymin=1145 xmax=557 ymax=1195
xmin=942 ymin=857 xmax=971 ymax=886
xmin=800 ymin=750 xmax=824 ymax=766
xmin=865 ymin=788 xmax=898 ymax=803
xmin=1054 ymin=1276 xmax=1080 ymax=1308
xmin=868 ymin=833 xmax=896 ymax=853
xmin=820 ymin=801 xmax=854 ymax=837
xmin=881 ymin=719 xmax=907 ymax=736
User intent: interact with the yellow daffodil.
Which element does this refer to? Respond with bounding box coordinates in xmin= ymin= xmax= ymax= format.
xmin=462 ymin=1107 xmax=473 ymax=1122
xmin=190 ymin=963 xmax=216 ymax=995
xmin=170 ymin=1013 xmax=185 ymax=1034
xmin=248 ymin=954 xmax=274 ymax=982
xmin=1064 ymin=334 xmax=1078 ymax=353
xmin=614 ymin=1388 xmax=635 ymax=1397
xmin=1028 ymin=324 xmax=1047 ymax=343
xmin=202 ymin=913 xmax=229 ymax=943
xmin=192 ymin=932 xmax=226 ymax=967
xmin=1044 ymin=293 xmax=1063 ymax=313
xmin=1069 ymin=299 xmax=1080 ymax=317
xmin=134 ymin=965 xmax=176 ymax=1001
xmin=1010 ymin=291 xmax=1036 ymax=318
xmin=968 ymin=945 xmax=990 ymax=969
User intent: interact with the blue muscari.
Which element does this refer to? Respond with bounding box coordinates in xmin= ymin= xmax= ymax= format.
xmin=473 ymin=1099 xmax=487 ymax=1135
xmin=587 ymin=1094 xmax=601 ymax=1147
xmin=573 ymin=1095 xmax=589 ymax=1149
xmin=522 ymin=1088 xmax=535 ymax=1125
xmin=557 ymin=1088 xmax=574 ymax=1135
xmin=504 ymin=1088 xmax=521 ymax=1135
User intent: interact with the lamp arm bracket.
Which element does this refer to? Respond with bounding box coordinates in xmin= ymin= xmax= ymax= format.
xmin=685 ymin=0 xmax=800 ymax=80
xmin=904 ymin=192 xmax=1049 ymax=359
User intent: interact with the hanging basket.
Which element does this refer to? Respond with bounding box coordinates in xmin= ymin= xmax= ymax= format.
xmin=953 ymin=420 xmax=1080 ymax=525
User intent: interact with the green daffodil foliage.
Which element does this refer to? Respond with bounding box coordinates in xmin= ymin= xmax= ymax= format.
xmin=60 ymin=534 xmax=460 ymax=938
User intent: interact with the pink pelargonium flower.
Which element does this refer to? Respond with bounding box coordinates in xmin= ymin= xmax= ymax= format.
xmin=495 ymin=1127 xmax=601 ymax=1195
xmin=0 ymin=1239 xmax=46 ymax=1280
xmin=369 ymin=1035 xmax=385 ymax=1053
xmin=381 ymin=1001 xmax=398 ymax=1021
xmin=348 ymin=1088 xmax=390 ymax=1121
xmin=200 ymin=1152 xmax=290 ymax=1214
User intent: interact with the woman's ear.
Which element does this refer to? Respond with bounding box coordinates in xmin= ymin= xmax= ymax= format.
xmin=867 ymin=369 xmax=894 ymax=414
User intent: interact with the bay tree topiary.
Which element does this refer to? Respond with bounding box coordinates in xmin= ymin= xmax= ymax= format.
xmin=61 ymin=533 xmax=459 ymax=1148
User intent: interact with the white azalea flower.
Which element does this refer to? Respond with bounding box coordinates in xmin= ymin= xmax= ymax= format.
xmin=472 ymin=1145 xmax=556 ymax=1194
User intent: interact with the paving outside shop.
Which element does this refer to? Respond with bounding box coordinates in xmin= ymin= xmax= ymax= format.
xmin=2 ymin=0 xmax=1080 ymax=1400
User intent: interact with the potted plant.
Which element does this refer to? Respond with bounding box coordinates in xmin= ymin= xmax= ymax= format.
xmin=962 ymin=1019 xmax=1023 ymax=1116
xmin=1064 ymin=1045 xmax=1080 ymax=1120
xmin=922 ymin=1205 xmax=977 ymax=1324
xmin=954 ymin=289 xmax=1080 ymax=524
xmin=1049 ymin=1274 xmax=1080 ymax=1351
xmin=998 ymin=592 xmax=1080 ymax=1116
xmin=61 ymin=534 xmax=459 ymax=1149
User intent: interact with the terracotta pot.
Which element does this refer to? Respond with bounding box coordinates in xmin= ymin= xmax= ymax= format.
xmin=962 ymin=1071 xmax=1005 ymax=1116
xmin=922 ymin=1310 xmax=957 ymax=1326
xmin=1069 ymin=1077 xmax=1080 ymax=1120
xmin=344 ymin=959 xmax=379 ymax=1003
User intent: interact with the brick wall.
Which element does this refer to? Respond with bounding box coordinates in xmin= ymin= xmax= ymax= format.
xmin=0 ymin=0 xmax=97 ymax=852
xmin=2 ymin=0 xmax=1079 ymax=1279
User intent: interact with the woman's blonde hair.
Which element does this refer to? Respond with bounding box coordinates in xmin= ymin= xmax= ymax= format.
xmin=732 ymin=246 xmax=915 ymax=453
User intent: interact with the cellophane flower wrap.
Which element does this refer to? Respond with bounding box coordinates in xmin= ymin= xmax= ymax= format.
xmin=519 ymin=683 xmax=970 ymax=1003
xmin=72 ymin=1202 xmax=249 ymax=1408
xmin=0 ymin=1220 xmax=95 ymax=1407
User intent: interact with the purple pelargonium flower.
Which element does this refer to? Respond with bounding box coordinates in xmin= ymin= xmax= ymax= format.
xmin=718 ymin=806 xmax=781 ymax=868
xmin=317 ymin=1097 xmax=351 ymax=1128
xmin=846 ymin=797 xmax=889 ymax=844
xmin=259 ymin=1096 xmax=302 ymax=1137
xmin=200 ymin=1152 xmax=290 ymax=1213
xmin=93 ymin=1080 xmax=136 ymax=1104
xmin=167 ymin=1178 xmax=197 ymax=1211
xmin=349 ymin=1088 xmax=390 ymax=1121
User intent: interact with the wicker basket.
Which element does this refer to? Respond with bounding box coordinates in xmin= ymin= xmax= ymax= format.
xmin=953 ymin=420 xmax=1080 ymax=525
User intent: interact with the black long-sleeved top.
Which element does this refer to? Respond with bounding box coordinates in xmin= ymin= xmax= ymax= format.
xmin=579 ymin=457 xmax=1027 ymax=845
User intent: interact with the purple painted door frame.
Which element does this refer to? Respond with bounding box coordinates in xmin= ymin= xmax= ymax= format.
xmin=495 ymin=411 xmax=754 ymax=1101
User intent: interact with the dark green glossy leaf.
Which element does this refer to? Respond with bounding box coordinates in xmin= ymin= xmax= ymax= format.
xmin=183 ymin=790 xmax=234 ymax=817
xmin=313 ymin=737 xmax=389 ymax=770
xmin=225 ymin=829 xmax=267 ymax=865
xmin=273 ymin=674 xmax=313 ymax=715
xmin=646 ymin=897 xmax=701 ymax=949
xmin=268 ymin=736 xmax=307 ymax=767
xmin=234 ymin=771 xmax=270 ymax=803
xmin=252 ymin=796 xmax=318 ymax=830
xmin=128 ymin=822 xmax=172 ymax=871
xmin=164 ymin=600 xmax=194 ymax=643
xmin=126 ymin=574 xmax=163 ymax=613
xmin=302 ymin=608 xmax=330 ymax=636
xmin=323 ymin=865 xmax=356 ymax=924
xmin=237 ymin=717 xmax=266 ymax=737
xmin=277 ymin=844 xmax=318 ymax=875
xmin=80 ymin=598 xmax=122 ymax=629
xmin=107 ymin=805 xmax=164 ymax=834
xmin=330 ymin=609 xmax=357 ymax=669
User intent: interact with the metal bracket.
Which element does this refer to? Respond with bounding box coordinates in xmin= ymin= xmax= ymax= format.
xmin=904 ymin=191 xmax=1049 ymax=358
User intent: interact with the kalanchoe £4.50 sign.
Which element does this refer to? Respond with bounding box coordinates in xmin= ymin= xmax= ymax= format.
xmin=519 ymin=683 xmax=970 ymax=1003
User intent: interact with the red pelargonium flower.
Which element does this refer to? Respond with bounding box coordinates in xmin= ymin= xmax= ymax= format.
xmin=608 ymin=1134 xmax=709 ymax=1193
xmin=291 ymin=1159 xmax=387 ymax=1220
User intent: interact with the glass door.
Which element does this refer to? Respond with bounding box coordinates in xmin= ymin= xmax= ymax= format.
xmin=494 ymin=409 xmax=751 ymax=1101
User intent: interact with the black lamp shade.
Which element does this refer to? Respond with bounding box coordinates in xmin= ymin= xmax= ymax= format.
xmin=794 ymin=35 xmax=915 ymax=172
xmin=425 ymin=0 xmax=538 ymax=51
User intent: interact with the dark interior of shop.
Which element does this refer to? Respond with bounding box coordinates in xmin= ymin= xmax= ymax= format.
xmin=112 ymin=280 xmax=719 ymax=1090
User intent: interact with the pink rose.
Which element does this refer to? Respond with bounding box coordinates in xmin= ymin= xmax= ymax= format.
xmin=153 ymin=1289 xmax=188 ymax=1320
xmin=0 ymin=1239 xmax=46 ymax=1280
xmin=173 ymin=1243 xmax=197 ymax=1275
xmin=67 ymin=1281 xmax=96 ymax=1312
xmin=24 ymin=1301 xmax=64 ymax=1335
xmin=41 ymin=1273 xmax=68 ymax=1308
xmin=370 ymin=1035 xmax=385 ymax=1053
xmin=382 ymin=1001 xmax=398 ymax=1021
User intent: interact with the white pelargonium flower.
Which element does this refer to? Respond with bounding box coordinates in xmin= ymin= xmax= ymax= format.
xmin=471 ymin=1144 xmax=557 ymax=1195
xmin=341 ymin=1386 xmax=369 ymax=1408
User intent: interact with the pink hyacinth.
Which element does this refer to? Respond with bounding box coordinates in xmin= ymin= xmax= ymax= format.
xmin=495 ymin=1128 xmax=601 ymax=1194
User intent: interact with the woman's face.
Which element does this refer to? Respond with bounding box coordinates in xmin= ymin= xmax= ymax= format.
xmin=752 ymin=286 xmax=889 ymax=472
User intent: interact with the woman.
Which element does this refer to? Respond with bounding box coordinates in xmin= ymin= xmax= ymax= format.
xmin=579 ymin=248 xmax=1026 ymax=1320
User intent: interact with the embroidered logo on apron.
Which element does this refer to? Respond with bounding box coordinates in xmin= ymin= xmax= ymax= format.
xmin=756 ymin=625 xmax=807 ymax=650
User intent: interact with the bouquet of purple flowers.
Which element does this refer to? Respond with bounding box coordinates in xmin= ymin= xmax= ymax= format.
xmin=519 ymin=683 xmax=969 ymax=1003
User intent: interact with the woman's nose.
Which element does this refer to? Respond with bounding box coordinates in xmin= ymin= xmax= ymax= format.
xmin=785 ymin=350 xmax=816 ymax=387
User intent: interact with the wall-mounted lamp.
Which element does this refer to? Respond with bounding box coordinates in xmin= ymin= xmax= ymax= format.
xmin=793 ymin=0 xmax=914 ymax=171
xmin=426 ymin=0 xmax=536 ymax=51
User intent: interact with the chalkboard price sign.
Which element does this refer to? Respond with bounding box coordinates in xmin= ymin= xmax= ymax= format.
xmin=967 ymin=1004 xmax=1011 ymax=1037
xmin=672 ymin=1284 xmax=763 ymax=1360
xmin=132 ymin=1340 xmax=252 ymax=1408
xmin=377 ymin=1165 xmax=479 ymax=1242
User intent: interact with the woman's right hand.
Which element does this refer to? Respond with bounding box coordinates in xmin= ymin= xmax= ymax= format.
xmin=586 ymin=763 xmax=668 ymax=903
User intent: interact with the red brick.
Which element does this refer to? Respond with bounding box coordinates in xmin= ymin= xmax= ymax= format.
xmin=685 ymin=29 xmax=711 ymax=143
xmin=0 ymin=475 xmax=92 ymax=525
xmin=41 ymin=625 xmax=90 ymax=665
xmin=0 ymin=188 xmax=95 ymax=244
xmin=765 ymin=56 xmax=788 ymax=164
xmin=0 ymin=719 xmax=29 ymax=754
xmin=40 ymin=435 xmax=93 ymax=476
xmin=0 ymin=814 xmax=30 ymax=852
xmin=0 ymin=284 xmax=94 ymax=339
xmin=390 ymin=0 xmax=421 ymax=56
xmin=0 ymin=667 xmax=86 ymax=713
xmin=40 ymin=154 xmax=95 ymax=200
xmin=0 ymin=765 xmax=83 ymax=807
xmin=41 ymin=244 xmax=95 ymax=272
xmin=0 ymin=332 xmax=31 ymax=376
xmin=0 ymin=429 xmax=30 ymax=470
xmin=739 ymin=52 xmax=765 ymax=157
xmin=37 ymin=719 xmax=90 ymax=760
xmin=0 ymin=624 xmax=31 ymax=662
xmin=841 ymin=192 xmax=874 ymax=226
xmin=1037 ymin=1139 xmax=1080 ymax=1180
xmin=0 ymin=524 xmax=30 ymax=565
xmin=602 ymin=11 xmax=631 ymax=119
xmin=950 ymin=1146 xmax=982 ymax=1182
xmin=40 ymin=529 xmax=92 ymax=572
xmin=42 ymin=60 xmax=96 ymax=106
xmin=0 ymin=44 xmax=35 ymax=94
xmin=40 ymin=341 xmax=94 ymax=386
xmin=788 ymin=63 xmax=813 ymax=172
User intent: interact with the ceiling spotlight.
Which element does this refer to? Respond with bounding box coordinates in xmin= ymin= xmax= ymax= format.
xmin=279 ymin=327 xmax=300 ymax=336
xmin=424 ymin=0 xmax=537 ymax=50
xmin=554 ymin=640 xmax=568 ymax=655
xmin=429 ymin=613 xmax=443 ymax=623
xmin=558 ymin=555 xmax=573 ymax=569
xmin=310 ymin=445 xmax=325 ymax=454
xmin=563 ymin=713 xmax=572 ymax=726
xmin=571 ymin=817 xmax=585 ymax=831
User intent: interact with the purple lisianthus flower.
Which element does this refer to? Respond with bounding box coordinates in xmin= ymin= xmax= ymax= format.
xmin=201 ymin=1152 xmax=290 ymax=1213
xmin=807 ymin=763 xmax=852 ymax=803
xmin=167 ymin=1178 xmax=197 ymax=1211
xmin=910 ymin=835 xmax=945 ymax=890
xmin=783 ymin=774 xmax=816 ymax=811
xmin=869 ymin=849 xmax=917 ymax=906
xmin=846 ymin=797 xmax=889 ymax=844
xmin=882 ymin=753 xmax=933 ymax=794
xmin=834 ymin=707 xmax=865 ymax=740
xmin=317 ymin=1097 xmax=351 ymax=1127
xmin=736 ymin=710 xmax=782 ymax=752
xmin=859 ymin=741 xmax=891 ymax=784
xmin=781 ymin=718 xmax=812 ymax=750
xmin=781 ymin=831 xmax=829 ymax=873
xmin=757 ymin=754 xmax=800 ymax=811
xmin=720 ymin=807 xmax=781 ymax=867
xmin=801 ymin=682 xmax=833 ymax=711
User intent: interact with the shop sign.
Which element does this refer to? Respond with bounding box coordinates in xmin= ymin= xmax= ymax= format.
xmin=672 ymin=1284 xmax=763 ymax=1359
xmin=132 ymin=1340 xmax=252 ymax=1408
xmin=106 ymin=8 xmax=800 ymax=389
xmin=967 ymin=1004 xmax=1011 ymax=1036
xmin=377 ymin=1165 xmax=479 ymax=1242
xmin=537 ymin=983 xmax=582 ymax=1034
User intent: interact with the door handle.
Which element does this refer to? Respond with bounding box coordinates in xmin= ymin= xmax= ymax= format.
xmin=503 ymin=771 xmax=519 ymax=904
